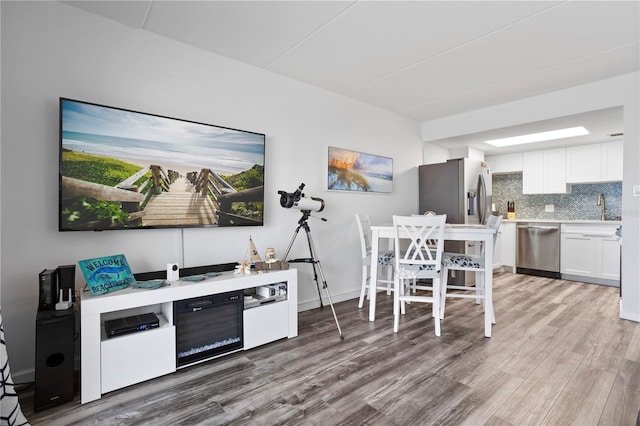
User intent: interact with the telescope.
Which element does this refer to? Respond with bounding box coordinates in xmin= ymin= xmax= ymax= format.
xmin=278 ymin=183 xmax=325 ymax=213
xmin=279 ymin=183 xmax=341 ymax=339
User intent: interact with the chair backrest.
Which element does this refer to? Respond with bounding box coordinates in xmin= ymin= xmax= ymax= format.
xmin=393 ymin=214 xmax=447 ymax=272
xmin=355 ymin=214 xmax=372 ymax=259
xmin=411 ymin=211 xmax=437 ymax=217
xmin=486 ymin=214 xmax=503 ymax=249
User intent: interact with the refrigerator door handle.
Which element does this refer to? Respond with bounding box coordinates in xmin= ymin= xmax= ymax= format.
xmin=477 ymin=173 xmax=487 ymax=224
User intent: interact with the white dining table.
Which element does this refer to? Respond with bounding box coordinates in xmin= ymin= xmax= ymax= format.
xmin=369 ymin=224 xmax=497 ymax=337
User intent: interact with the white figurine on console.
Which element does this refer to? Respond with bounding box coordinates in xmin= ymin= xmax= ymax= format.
xmin=234 ymin=260 xmax=251 ymax=275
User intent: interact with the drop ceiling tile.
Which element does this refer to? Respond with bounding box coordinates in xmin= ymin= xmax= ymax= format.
xmin=268 ymin=1 xmax=562 ymax=94
xmin=349 ymin=1 xmax=640 ymax=113
xmin=406 ymin=42 xmax=639 ymax=122
xmin=63 ymin=0 xmax=151 ymax=28
xmin=143 ymin=1 xmax=354 ymax=67
xmin=58 ymin=0 xmax=640 ymax=124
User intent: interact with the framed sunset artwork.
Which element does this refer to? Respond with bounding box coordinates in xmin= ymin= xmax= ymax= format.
xmin=327 ymin=146 xmax=393 ymax=193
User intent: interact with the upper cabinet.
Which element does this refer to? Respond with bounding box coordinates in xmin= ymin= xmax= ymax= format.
xmin=543 ymin=148 xmax=568 ymax=194
xmin=566 ymin=144 xmax=600 ymax=183
xmin=485 ymin=153 xmax=523 ymax=174
xmin=522 ymin=150 xmax=544 ymax=193
xmin=522 ymin=148 xmax=569 ymax=194
xmin=602 ymin=140 xmax=623 ymax=182
xmin=487 ymin=140 xmax=622 ymax=193
xmin=566 ymin=141 xmax=623 ymax=183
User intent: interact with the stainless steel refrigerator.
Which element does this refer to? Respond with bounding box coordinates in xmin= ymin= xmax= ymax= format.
xmin=418 ymin=158 xmax=492 ymax=284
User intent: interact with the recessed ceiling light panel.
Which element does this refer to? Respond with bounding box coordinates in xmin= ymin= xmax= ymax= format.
xmin=485 ymin=126 xmax=589 ymax=147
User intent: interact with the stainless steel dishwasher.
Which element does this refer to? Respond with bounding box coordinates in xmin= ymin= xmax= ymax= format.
xmin=516 ymin=222 xmax=561 ymax=278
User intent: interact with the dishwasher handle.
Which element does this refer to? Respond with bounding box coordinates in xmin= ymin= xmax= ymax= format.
xmin=517 ymin=225 xmax=559 ymax=230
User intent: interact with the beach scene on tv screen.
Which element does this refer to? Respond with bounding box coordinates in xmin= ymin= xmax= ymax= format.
xmin=60 ymin=99 xmax=265 ymax=230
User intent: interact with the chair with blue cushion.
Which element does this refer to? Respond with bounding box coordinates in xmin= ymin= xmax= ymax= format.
xmin=392 ymin=214 xmax=447 ymax=335
xmin=439 ymin=214 xmax=503 ymax=323
xmin=355 ymin=214 xmax=394 ymax=309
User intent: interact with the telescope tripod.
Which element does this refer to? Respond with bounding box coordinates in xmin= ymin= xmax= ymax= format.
xmin=283 ymin=210 xmax=344 ymax=340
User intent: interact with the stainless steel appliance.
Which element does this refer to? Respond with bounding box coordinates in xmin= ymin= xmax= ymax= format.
xmin=418 ymin=158 xmax=492 ymax=225
xmin=516 ymin=222 xmax=561 ymax=278
xmin=419 ymin=158 xmax=492 ymax=284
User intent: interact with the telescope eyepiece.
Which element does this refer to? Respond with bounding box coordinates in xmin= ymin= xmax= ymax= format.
xmin=278 ymin=182 xmax=324 ymax=213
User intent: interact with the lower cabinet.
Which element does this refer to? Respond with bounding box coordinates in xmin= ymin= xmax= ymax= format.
xmin=600 ymin=237 xmax=622 ymax=280
xmin=494 ymin=221 xmax=516 ymax=272
xmin=101 ymin=319 xmax=176 ymax=393
xmin=561 ymin=224 xmax=620 ymax=285
xmin=244 ymin=301 xmax=289 ymax=350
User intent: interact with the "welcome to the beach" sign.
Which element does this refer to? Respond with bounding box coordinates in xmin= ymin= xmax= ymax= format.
xmin=78 ymin=254 xmax=135 ymax=296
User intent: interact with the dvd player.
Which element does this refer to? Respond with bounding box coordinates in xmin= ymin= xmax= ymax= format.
xmin=104 ymin=312 xmax=160 ymax=338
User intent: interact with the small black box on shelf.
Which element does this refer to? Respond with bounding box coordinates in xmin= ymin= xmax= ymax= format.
xmin=104 ymin=313 xmax=160 ymax=338
xmin=57 ymin=265 xmax=76 ymax=302
xmin=38 ymin=269 xmax=58 ymax=311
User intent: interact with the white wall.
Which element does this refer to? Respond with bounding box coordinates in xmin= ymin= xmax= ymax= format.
xmin=0 ymin=1 xmax=421 ymax=379
xmin=423 ymin=72 xmax=640 ymax=322
xmin=422 ymin=142 xmax=450 ymax=165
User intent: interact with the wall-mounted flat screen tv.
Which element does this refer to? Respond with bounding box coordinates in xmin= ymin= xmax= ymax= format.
xmin=59 ymin=98 xmax=265 ymax=231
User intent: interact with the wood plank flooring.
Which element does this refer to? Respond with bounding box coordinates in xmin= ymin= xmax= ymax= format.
xmin=17 ymin=272 xmax=640 ymax=425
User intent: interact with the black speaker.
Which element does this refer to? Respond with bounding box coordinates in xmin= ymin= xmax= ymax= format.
xmin=38 ymin=269 xmax=58 ymax=311
xmin=35 ymin=310 xmax=75 ymax=411
xmin=57 ymin=265 xmax=76 ymax=302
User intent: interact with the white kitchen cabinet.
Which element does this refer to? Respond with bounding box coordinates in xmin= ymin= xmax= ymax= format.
xmin=522 ymin=150 xmax=544 ymax=193
xmin=602 ymin=140 xmax=623 ymax=182
xmin=522 ymin=149 xmax=569 ymax=194
xmin=561 ymin=232 xmax=596 ymax=276
xmin=566 ymin=141 xmax=623 ymax=183
xmin=566 ymin=144 xmax=601 ymax=183
xmin=485 ymin=153 xmax=523 ymax=174
xmin=561 ymin=223 xmax=620 ymax=285
xmin=500 ymin=222 xmax=516 ymax=272
xmin=543 ymin=148 xmax=568 ymax=193
xmin=491 ymin=221 xmax=515 ymax=272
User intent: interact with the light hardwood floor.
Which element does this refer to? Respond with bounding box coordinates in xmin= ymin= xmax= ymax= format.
xmin=18 ymin=272 xmax=640 ymax=425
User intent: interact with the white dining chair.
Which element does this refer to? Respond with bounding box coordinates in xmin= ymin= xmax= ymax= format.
xmin=355 ymin=214 xmax=394 ymax=309
xmin=439 ymin=214 xmax=503 ymax=322
xmin=392 ymin=214 xmax=447 ymax=336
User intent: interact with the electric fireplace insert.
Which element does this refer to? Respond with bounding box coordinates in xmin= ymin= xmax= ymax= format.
xmin=174 ymin=290 xmax=243 ymax=368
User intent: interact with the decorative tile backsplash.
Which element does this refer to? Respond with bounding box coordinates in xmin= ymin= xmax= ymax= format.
xmin=492 ymin=173 xmax=622 ymax=221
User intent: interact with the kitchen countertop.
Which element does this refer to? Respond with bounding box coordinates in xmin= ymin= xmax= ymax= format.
xmin=502 ymin=219 xmax=621 ymax=225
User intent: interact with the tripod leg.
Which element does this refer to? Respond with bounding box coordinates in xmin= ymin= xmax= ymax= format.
xmin=304 ymin=228 xmax=324 ymax=308
xmin=282 ymin=224 xmax=323 ymax=305
xmin=316 ymin=261 xmax=344 ymax=340
xmin=311 ymin=263 xmax=324 ymax=308
xmin=282 ymin=225 xmax=302 ymax=261
xmin=305 ymin=227 xmax=344 ymax=340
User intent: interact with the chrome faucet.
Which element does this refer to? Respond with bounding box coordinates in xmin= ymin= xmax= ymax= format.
xmin=597 ymin=193 xmax=609 ymax=220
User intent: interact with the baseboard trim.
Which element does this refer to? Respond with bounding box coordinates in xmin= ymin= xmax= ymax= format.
xmin=297 ymin=289 xmax=361 ymax=312
xmin=562 ymin=274 xmax=620 ymax=287
xmin=620 ymin=300 xmax=640 ymax=322
xmin=10 ymin=367 xmax=34 ymax=386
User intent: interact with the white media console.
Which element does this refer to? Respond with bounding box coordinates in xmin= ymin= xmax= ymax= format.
xmin=80 ymin=269 xmax=298 ymax=404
